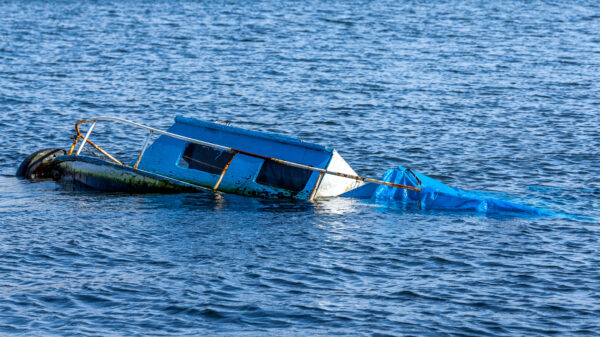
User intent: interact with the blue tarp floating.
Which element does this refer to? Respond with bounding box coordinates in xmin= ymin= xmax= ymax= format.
xmin=343 ymin=166 xmax=552 ymax=216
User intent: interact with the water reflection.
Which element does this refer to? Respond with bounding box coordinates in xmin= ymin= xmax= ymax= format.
xmin=313 ymin=197 xmax=363 ymax=215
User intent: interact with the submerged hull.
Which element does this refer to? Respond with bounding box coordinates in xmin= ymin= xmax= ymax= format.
xmin=53 ymin=156 xmax=205 ymax=193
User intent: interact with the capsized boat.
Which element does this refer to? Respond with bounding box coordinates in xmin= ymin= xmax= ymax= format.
xmin=17 ymin=116 xmax=551 ymax=216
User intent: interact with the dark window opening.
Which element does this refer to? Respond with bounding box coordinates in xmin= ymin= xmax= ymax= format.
xmin=179 ymin=143 xmax=233 ymax=175
xmin=256 ymin=159 xmax=312 ymax=192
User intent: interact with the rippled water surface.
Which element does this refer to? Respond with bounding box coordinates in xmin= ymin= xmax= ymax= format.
xmin=1 ymin=1 xmax=599 ymax=335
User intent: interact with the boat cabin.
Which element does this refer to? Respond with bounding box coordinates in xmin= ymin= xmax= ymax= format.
xmin=136 ymin=116 xmax=362 ymax=200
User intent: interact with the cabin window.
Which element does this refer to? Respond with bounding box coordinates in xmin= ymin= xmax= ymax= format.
xmin=256 ymin=159 xmax=312 ymax=192
xmin=179 ymin=143 xmax=233 ymax=175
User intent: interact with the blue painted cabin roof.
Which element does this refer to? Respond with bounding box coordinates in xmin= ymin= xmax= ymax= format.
xmin=172 ymin=116 xmax=333 ymax=164
xmin=174 ymin=116 xmax=332 ymax=155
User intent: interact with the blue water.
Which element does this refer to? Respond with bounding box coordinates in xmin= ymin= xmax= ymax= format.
xmin=1 ymin=1 xmax=599 ymax=335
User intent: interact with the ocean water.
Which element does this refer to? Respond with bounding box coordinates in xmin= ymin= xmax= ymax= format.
xmin=1 ymin=1 xmax=599 ymax=335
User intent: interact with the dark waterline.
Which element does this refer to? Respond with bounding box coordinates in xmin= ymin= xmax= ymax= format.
xmin=1 ymin=1 xmax=599 ymax=336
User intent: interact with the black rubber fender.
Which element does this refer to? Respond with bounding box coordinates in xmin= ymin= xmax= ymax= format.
xmin=16 ymin=148 xmax=66 ymax=179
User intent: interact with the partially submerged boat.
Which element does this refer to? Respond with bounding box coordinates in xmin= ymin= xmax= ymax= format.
xmin=17 ymin=116 xmax=551 ymax=216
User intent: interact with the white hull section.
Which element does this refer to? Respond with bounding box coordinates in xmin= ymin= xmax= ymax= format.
xmin=315 ymin=150 xmax=364 ymax=198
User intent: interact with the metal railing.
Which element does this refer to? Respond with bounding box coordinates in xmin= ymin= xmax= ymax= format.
xmin=68 ymin=117 xmax=421 ymax=193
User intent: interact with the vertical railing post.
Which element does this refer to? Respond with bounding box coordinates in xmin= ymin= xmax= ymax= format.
xmin=133 ymin=130 xmax=153 ymax=169
xmin=76 ymin=121 xmax=97 ymax=155
xmin=308 ymin=171 xmax=326 ymax=201
xmin=213 ymin=152 xmax=236 ymax=190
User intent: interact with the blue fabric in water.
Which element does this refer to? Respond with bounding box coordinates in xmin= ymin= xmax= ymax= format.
xmin=372 ymin=166 xmax=551 ymax=216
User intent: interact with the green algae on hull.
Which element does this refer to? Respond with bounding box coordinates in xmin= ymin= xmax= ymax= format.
xmin=54 ymin=155 xmax=207 ymax=194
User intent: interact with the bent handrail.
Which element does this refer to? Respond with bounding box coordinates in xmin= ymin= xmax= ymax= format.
xmin=69 ymin=117 xmax=421 ymax=192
